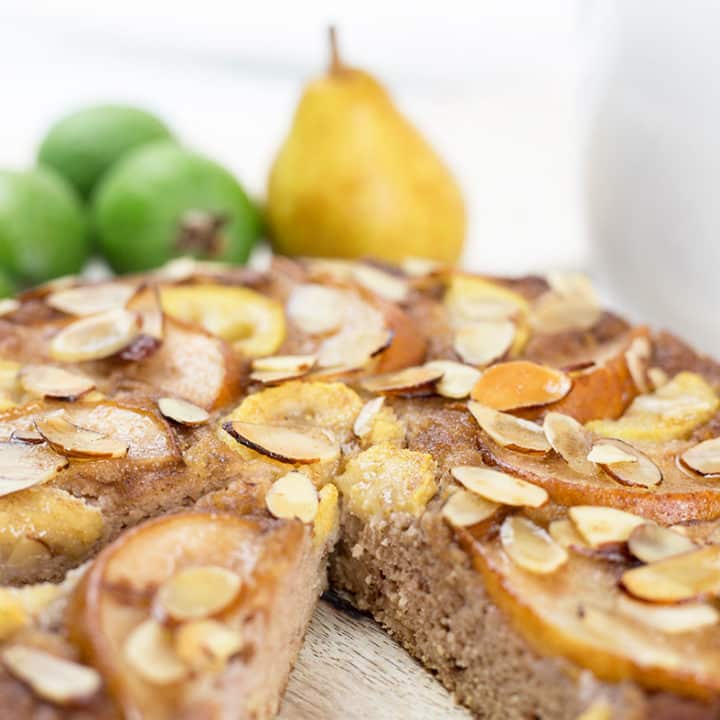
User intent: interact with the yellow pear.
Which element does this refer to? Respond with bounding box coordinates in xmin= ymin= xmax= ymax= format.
xmin=267 ymin=29 xmax=466 ymax=264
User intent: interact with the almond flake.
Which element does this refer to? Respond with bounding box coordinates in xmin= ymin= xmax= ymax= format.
xmin=125 ymin=619 xmax=188 ymax=684
xmin=174 ymin=619 xmax=244 ymax=672
xmin=361 ymin=366 xmax=443 ymax=395
xmin=10 ymin=429 xmax=44 ymax=445
xmin=543 ymin=412 xmax=595 ymax=475
xmin=441 ymin=489 xmax=499 ymax=527
xmin=616 ymin=594 xmax=719 ymax=634
xmin=20 ymin=365 xmax=95 ymax=401
xmin=621 ymin=545 xmax=720 ymax=603
xmin=249 ymin=369 xmax=310 ymax=385
xmin=530 ymin=275 xmax=601 ymax=334
xmin=548 ymin=518 xmax=590 ymax=551
xmin=627 ymin=523 xmax=697 ymax=564
xmin=35 ymin=414 xmax=128 ymax=459
xmin=400 ymin=257 xmax=442 ymax=278
xmin=286 ymin=285 xmax=346 ymax=335
xmin=453 ymin=320 xmax=515 ymax=366
xmin=350 ymin=264 xmax=409 ymax=302
xmin=353 ymin=397 xmax=385 ymax=438
xmin=157 ymin=397 xmax=209 ymax=426
xmin=223 ymin=421 xmax=338 ymax=464
xmin=47 ymin=282 xmax=137 ymax=317
xmin=587 ymin=442 xmax=637 ymax=465
xmin=265 ymin=471 xmax=319 ymax=522
xmin=648 ymin=367 xmax=669 ymax=390
xmin=468 ymin=401 xmax=550 ymax=454
xmin=49 ymin=308 xmax=141 ymax=362
xmin=590 ymin=439 xmax=662 ymax=488
xmin=452 ymin=465 xmax=548 ymax=507
xmin=681 ymin=437 xmax=720 ymax=476
xmin=252 ymin=355 xmax=316 ymax=373
xmin=500 ymin=515 xmax=568 ymax=574
xmin=0 ymin=441 xmax=68 ymax=497
xmin=424 ymin=360 xmax=481 ymax=399
xmin=469 ymin=361 xmax=571 ymax=410
xmin=1 ymin=645 xmax=101 ymax=705
xmin=156 ymin=566 xmax=242 ymax=622
xmin=625 ymin=336 xmax=652 ymax=393
xmin=569 ymin=506 xmax=646 ymax=548
xmin=0 ymin=299 xmax=19 ymax=317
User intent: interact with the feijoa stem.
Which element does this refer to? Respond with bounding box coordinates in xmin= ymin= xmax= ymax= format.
xmin=328 ymin=26 xmax=343 ymax=73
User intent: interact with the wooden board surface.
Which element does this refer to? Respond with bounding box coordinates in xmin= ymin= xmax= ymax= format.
xmin=280 ymin=595 xmax=472 ymax=719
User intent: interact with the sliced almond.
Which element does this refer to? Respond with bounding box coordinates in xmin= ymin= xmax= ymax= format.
xmin=0 ymin=299 xmax=20 ymax=317
xmin=681 ymin=437 xmax=720 ymax=476
xmin=0 ymin=441 xmax=68 ymax=497
xmin=401 ymin=256 xmax=442 ymax=278
xmin=20 ymin=365 xmax=95 ymax=401
xmin=548 ymin=518 xmax=590 ymax=551
xmin=46 ymin=282 xmax=137 ymax=316
xmin=156 ymin=566 xmax=242 ymax=622
xmin=453 ymin=320 xmax=515 ymax=366
xmin=265 ymin=471 xmax=319 ymax=522
xmin=361 ymin=366 xmax=443 ymax=395
xmin=424 ymin=360 xmax=482 ymax=399
xmin=286 ymin=284 xmax=346 ymax=335
xmin=174 ymin=619 xmax=244 ymax=672
xmin=125 ymin=619 xmax=188 ymax=684
xmin=542 ymin=412 xmax=595 ymax=475
xmin=49 ymin=308 xmax=141 ymax=362
xmin=35 ymin=414 xmax=128 ymax=459
xmin=252 ymin=355 xmax=316 ymax=373
xmin=249 ymin=368 xmax=311 ymax=385
xmin=587 ymin=442 xmax=638 ymax=465
xmin=350 ymin=264 xmax=409 ymax=302
xmin=222 ymin=421 xmax=339 ymax=464
xmin=627 ymin=523 xmax=697 ymax=563
xmin=10 ymin=429 xmax=44 ymax=445
xmin=469 ymin=361 xmax=571 ymax=410
xmin=621 ymin=545 xmax=720 ymax=603
xmin=157 ymin=397 xmax=209 ymax=426
xmin=441 ymin=489 xmax=499 ymax=527
xmin=625 ymin=336 xmax=652 ymax=393
xmin=531 ymin=273 xmax=601 ymax=333
xmin=468 ymin=401 xmax=551 ymax=454
xmin=569 ymin=505 xmax=646 ymax=548
xmin=591 ymin=439 xmax=662 ymax=488
xmin=451 ymin=466 xmax=548 ymax=507
xmin=353 ymin=396 xmax=385 ymax=438
xmin=648 ymin=366 xmax=669 ymax=390
xmin=1 ymin=645 xmax=101 ymax=705
xmin=616 ymin=594 xmax=719 ymax=634
xmin=500 ymin=515 xmax=568 ymax=574
xmin=317 ymin=325 xmax=392 ymax=370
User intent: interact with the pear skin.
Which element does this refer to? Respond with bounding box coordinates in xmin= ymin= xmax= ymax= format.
xmin=268 ymin=30 xmax=466 ymax=264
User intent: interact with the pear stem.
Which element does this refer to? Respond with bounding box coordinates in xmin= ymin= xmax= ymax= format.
xmin=328 ymin=26 xmax=343 ymax=73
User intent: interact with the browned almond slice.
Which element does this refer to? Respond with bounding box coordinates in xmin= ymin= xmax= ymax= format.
xmin=451 ymin=466 xmax=548 ymax=507
xmin=548 ymin=518 xmax=590 ymax=550
xmin=621 ymin=545 xmax=720 ymax=603
xmin=361 ymin=365 xmax=443 ymax=395
xmin=569 ymin=505 xmax=646 ymax=548
xmin=50 ymin=308 xmax=141 ymax=362
xmin=470 ymin=361 xmax=571 ymax=410
xmin=0 ymin=298 xmax=20 ymax=317
xmin=35 ymin=414 xmax=128 ymax=459
xmin=500 ymin=515 xmax=568 ymax=574
xmin=681 ymin=437 xmax=720 ymax=476
xmin=627 ymin=523 xmax=697 ymax=563
xmin=616 ymin=594 xmax=719 ymax=634
xmin=0 ymin=441 xmax=68 ymax=497
xmin=20 ymin=364 xmax=95 ymax=400
xmin=453 ymin=320 xmax=515 ymax=366
xmin=424 ymin=360 xmax=482 ymax=399
xmin=156 ymin=566 xmax=242 ymax=622
xmin=625 ymin=336 xmax=652 ymax=393
xmin=222 ymin=421 xmax=339 ymax=464
xmin=441 ymin=489 xmax=500 ymax=527
xmin=468 ymin=401 xmax=551 ymax=454
xmin=353 ymin=396 xmax=385 ymax=438
xmin=265 ymin=471 xmax=319 ymax=522
xmin=252 ymin=354 xmax=316 ymax=373
xmin=47 ymin=282 xmax=137 ymax=317
xmin=542 ymin=412 xmax=595 ymax=475
xmin=286 ymin=284 xmax=346 ymax=335
xmin=124 ymin=619 xmax=188 ymax=684
xmin=174 ymin=619 xmax=243 ymax=672
xmin=157 ymin=397 xmax=209 ymax=426
xmin=350 ymin=264 xmax=409 ymax=302
xmin=590 ymin=439 xmax=662 ymax=488
xmin=10 ymin=429 xmax=44 ymax=445
xmin=249 ymin=369 xmax=310 ymax=385
xmin=1 ymin=645 xmax=101 ymax=705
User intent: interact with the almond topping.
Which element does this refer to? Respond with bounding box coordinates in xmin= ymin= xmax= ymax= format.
xmin=49 ymin=308 xmax=141 ymax=362
xmin=252 ymin=355 xmax=316 ymax=373
xmin=125 ymin=619 xmax=188 ymax=684
xmin=453 ymin=320 xmax=515 ymax=366
xmin=621 ymin=545 xmax=720 ymax=603
xmin=543 ymin=412 xmax=595 ymax=475
xmin=361 ymin=366 xmax=443 ymax=395
xmin=265 ymin=471 xmax=319 ymax=522
xmin=569 ymin=506 xmax=646 ymax=548
xmin=441 ymin=489 xmax=499 ymax=527
xmin=10 ymin=429 xmax=44 ymax=445
xmin=616 ymin=595 xmax=719 ymax=634
xmin=648 ymin=366 xmax=669 ymax=390
xmin=590 ymin=439 xmax=662 ymax=488
xmin=156 ymin=566 xmax=242 ymax=622
xmin=548 ymin=518 xmax=590 ymax=550
xmin=35 ymin=414 xmax=128 ymax=459
xmin=1 ymin=645 xmax=101 ymax=705
xmin=222 ymin=421 xmax=339 ymax=464
xmin=157 ymin=397 xmax=209 ymax=426
xmin=353 ymin=397 xmax=385 ymax=438
xmin=468 ymin=401 xmax=551 ymax=454
xmin=500 ymin=515 xmax=568 ymax=574
xmin=681 ymin=437 xmax=720 ymax=476
xmin=401 ymin=257 xmax=442 ymax=278
xmin=627 ymin=523 xmax=697 ymax=564
xmin=0 ymin=441 xmax=68 ymax=497
xmin=452 ymin=465 xmax=548 ymax=507
xmin=46 ymin=282 xmax=137 ymax=316
xmin=20 ymin=365 xmax=95 ymax=401
xmin=350 ymin=264 xmax=409 ymax=302
xmin=587 ymin=442 xmax=637 ymax=465
xmin=174 ymin=619 xmax=244 ymax=672
xmin=424 ymin=360 xmax=482 ymax=399
xmin=531 ymin=273 xmax=601 ymax=333
xmin=0 ymin=299 xmax=19 ymax=317
xmin=469 ymin=361 xmax=571 ymax=410
xmin=286 ymin=285 xmax=346 ymax=335
xmin=625 ymin=336 xmax=652 ymax=393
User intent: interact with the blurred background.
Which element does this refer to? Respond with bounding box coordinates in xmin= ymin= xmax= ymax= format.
xmin=1 ymin=0 xmax=718 ymax=353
